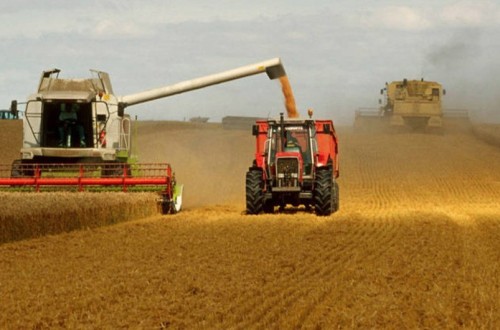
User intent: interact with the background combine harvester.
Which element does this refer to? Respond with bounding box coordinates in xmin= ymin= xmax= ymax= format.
xmin=246 ymin=111 xmax=339 ymax=216
xmin=0 ymin=58 xmax=286 ymax=213
xmin=355 ymin=79 xmax=468 ymax=130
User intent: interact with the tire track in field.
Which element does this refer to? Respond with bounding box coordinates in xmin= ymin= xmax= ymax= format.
xmin=222 ymin=220 xmax=357 ymax=328
xmin=291 ymin=217 xmax=404 ymax=328
xmin=227 ymin=217 xmax=404 ymax=329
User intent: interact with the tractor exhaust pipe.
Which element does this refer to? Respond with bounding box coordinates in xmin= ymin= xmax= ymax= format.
xmin=121 ymin=58 xmax=286 ymax=107
xmin=280 ymin=112 xmax=286 ymax=151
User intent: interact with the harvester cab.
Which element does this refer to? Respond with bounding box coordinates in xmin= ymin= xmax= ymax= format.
xmin=246 ymin=112 xmax=339 ymax=216
xmin=3 ymin=58 xmax=287 ymax=214
xmin=384 ymin=79 xmax=445 ymax=128
xmin=355 ymin=79 xmax=449 ymax=130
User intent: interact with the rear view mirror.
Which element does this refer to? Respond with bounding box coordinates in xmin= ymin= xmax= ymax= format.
xmin=10 ymin=100 xmax=18 ymax=117
xmin=323 ymin=124 xmax=331 ymax=134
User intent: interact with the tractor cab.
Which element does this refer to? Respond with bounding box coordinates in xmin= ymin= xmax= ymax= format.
xmin=266 ymin=122 xmax=315 ymax=177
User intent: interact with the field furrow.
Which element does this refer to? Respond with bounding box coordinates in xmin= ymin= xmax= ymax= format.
xmin=0 ymin=121 xmax=499 ymax=328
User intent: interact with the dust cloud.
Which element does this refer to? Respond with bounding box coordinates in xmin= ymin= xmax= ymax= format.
xmin=135 ymin=122 xmax=254 ymax=209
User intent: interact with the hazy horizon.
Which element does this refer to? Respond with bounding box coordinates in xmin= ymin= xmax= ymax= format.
xmin=1 ymin=0 xmax=499 ymax=124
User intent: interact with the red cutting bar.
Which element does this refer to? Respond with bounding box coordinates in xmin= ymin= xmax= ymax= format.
xmin=0 ymin=163 xmax=174 ymax=193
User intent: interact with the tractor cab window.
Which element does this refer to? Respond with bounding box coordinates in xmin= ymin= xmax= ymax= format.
xmin=268 ymin=126 xmax=314 ymax=175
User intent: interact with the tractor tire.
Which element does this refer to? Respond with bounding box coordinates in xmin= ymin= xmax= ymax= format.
xmin=246 ymin=169 xmax=265 ymax=214
xmin=314 ymin=168 xmax=333 ymax=216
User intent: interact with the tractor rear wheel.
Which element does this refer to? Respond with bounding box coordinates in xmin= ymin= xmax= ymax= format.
xmin=246 ymin=169 xmax=265 ymax=214
xmin=314 ymin=168 xmax=333 ymax=216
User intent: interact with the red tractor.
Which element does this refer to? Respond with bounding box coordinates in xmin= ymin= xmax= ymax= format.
xmin=246 ymin=113 xmax=339 ymax=215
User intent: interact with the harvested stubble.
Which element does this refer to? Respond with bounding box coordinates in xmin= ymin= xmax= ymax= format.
xmin=0 ymin=206 xmax=498 ymax=329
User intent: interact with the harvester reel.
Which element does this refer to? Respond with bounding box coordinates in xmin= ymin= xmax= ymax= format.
xmin=10 ymin=160 xmax=34 ymax=178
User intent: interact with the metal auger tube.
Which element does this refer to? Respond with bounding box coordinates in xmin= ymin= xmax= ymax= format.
xmin=120 ymin=58 xmax=286 ymax=107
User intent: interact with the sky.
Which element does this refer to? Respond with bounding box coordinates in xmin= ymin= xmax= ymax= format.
xmin=1 ymin=0 xmax=499 ymax=124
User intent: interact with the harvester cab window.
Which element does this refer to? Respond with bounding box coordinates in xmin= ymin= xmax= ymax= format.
xmin=432 ymin=88 xmax=440 ymax=100
xmin=40 ymin=102 xmax=93 ymax=148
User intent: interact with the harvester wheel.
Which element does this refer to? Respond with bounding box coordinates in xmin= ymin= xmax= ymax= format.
xmin=161 ymin=201 xmax=172 ymax=215
xmin=314 ymin=168 xmax=333 ymax=216
xmin=246 ymin=169 xmax=265 ymax=214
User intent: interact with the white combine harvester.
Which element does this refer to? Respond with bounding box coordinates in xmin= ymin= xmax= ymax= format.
xmin=1 ymin=58 xmax=286 ymax=214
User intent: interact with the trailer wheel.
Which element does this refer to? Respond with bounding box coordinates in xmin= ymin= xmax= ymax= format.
xmin=246 ymin=169 xmax=264 ymax=214
xmin=314 ymin=168 xmax=333 ymax=216
xmin=332 ymin=179 xmax=340 ymax=212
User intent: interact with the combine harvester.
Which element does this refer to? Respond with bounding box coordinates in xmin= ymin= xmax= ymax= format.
xmin=355 ymin=79 xmax=468 ymax=130
xmin=0 ymin=58 xmax=286 ymax=214
xmin=246 ymin=111 xmax=339 ymax=216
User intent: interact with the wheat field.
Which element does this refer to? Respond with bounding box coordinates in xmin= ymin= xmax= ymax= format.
xmin=0 ymin=119 xmax=499 ymax=328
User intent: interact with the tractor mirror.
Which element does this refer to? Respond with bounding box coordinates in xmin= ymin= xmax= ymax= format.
xmin=380 ymin=89 xmax=384 ymax=95
xmin=323 ymin=124 xmax=331 ymax=134
xmin=10 ymin=100 xmax=18 ymax=117
xmin=443 ymin=89 xmax=446 ymax=96
xmin=252 ymin=125 xmax=259 ymax=136
xmin=379 ymin=98 xmax=382 ymax=104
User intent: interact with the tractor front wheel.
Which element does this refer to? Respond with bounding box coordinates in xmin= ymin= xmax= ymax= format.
xmin=246 ymin=169 xmax=265 ymax=214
